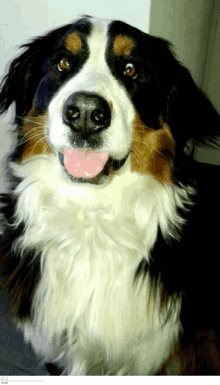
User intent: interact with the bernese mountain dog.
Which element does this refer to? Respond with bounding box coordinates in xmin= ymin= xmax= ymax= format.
xmin=0 ymin=15 xmax=220 ymax=375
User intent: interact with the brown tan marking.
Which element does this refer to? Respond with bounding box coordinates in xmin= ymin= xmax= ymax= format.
xmin=159 ymin=329 xmax=220 ymax=375
xmin=113 ymin=35 xmax=134 ymax=56
xmin=109 ymin=101 xmax=113 ymax=111
xmin=19 ymin=108 xmax=52 ymax=161
xmin=131 ymin=113 xmax=175 ymax=184
xmin=64 ymin=32 xmax=82 ymax=53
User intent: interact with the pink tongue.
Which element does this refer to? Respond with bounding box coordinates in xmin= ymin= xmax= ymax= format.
xmin=63 ymin=148 xmax=109 ymax=179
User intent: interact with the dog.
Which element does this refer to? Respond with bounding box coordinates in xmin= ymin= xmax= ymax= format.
xmin=0 ymin=15 xmax=220 ymax=375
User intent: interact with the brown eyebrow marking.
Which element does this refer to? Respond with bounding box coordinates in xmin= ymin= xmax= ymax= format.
xmin=113 ymin=35 xmax=134 ymax=55
xmin=64 ymin=32 xmax=82 ymax=53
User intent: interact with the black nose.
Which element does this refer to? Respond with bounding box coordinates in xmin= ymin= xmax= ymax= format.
xmin=62 ymin=92 xmax=111 ymax=136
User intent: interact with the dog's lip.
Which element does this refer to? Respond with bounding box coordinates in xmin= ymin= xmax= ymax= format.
xmin=59 ymin=151 xmax=65 ymax=166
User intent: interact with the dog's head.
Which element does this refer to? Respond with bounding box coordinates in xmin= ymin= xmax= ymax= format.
xmin=0 ymin=16 xmax=219 ymax=185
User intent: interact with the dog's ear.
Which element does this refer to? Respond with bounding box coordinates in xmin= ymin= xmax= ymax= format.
xmin=165 ymin=59 xmax=220 ymax=151
xmin=146 ymin=36 xmax=220 ymax=151
xmin=0 ymin=43 xmax=42 ymax=123
xmin=0 ymin=25 xmax=71 ymax=125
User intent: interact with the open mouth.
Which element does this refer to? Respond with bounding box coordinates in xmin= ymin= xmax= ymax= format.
xmin=59 ymin=148 xmax=129 ymax=185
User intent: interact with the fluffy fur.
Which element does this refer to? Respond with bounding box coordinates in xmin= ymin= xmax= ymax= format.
xmin=0 ymin=16 xmax=220 ymax=375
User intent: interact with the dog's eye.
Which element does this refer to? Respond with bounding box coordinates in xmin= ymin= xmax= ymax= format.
xmin=57 ymin=58 xmax=70 ymax=72
xmin=123 ymin=63 xmax=138 ymax=79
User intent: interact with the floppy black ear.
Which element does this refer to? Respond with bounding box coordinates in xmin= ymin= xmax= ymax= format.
xmin=0 ymin=24 xmax=71 ymax=125
xmin=147 ymin=36 xmax=220 ymax=151
xmin=0 ymin=44 xmax=42 ymax=123
xmin=165 ymin=61 xmax=220 ymax=150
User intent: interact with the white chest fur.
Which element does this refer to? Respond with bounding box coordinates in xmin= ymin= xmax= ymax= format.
xmin=11 ymin=155 xmax=190 ymax=374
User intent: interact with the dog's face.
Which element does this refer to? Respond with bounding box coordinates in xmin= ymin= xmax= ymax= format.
xmin=47 ymin=17 xmax=144 ymax=183
xmin=33 ymin=16 xmax=175 ymax=185
xmin=1 ymin=16 xmax=219 ymax=186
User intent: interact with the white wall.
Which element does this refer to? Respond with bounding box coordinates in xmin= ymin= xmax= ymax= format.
xmin=196 ymin=0 xmax=220 ymax=165
xmin=150 ymin=0 xmax=220 ymax=166
xmin=203 ymin=0 xmax=220 ymax=112
xmin=149 ymin=0 xmax=215 ymax=87
xmin=0 ymin=0 xmax=151 ymax=191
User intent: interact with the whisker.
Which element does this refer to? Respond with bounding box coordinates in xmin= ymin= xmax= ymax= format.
xmin=29 ymin=136 xmax=49 ymax=156
xmin=21 ymin=126 xmax=45 ymax=137
xmin=130 ymin=144 xmax=151 ymax=168
xmin=133 ymin=131 xmax=173 ymax=148
xmin=132 ymin=138 xmax=166 ymax=158
xmin=15 ymin=115 xmax=47 ymax=128
xmin=17 ymin=131 xmax=46 ymax=147
xmin=133 ymin=124 xmax=150 ymax=130
xmin=133 ymin=127 xmax=166 ymax=137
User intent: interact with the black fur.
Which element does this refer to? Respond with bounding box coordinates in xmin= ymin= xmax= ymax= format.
xmin=0 ymin=194 xmax=41 ymax=320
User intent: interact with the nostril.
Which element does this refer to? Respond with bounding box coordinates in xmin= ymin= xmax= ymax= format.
xmin=66 ymin=106 xmax=80 ymax=120
xmin=92 ymin=109 xmax=106 ymax=124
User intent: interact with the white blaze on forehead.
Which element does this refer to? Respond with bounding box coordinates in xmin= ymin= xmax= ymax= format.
xmin=87 ymin=20 xmax=109 ymax=66
xmin=64 ymin=20 xmax=111 ymax=94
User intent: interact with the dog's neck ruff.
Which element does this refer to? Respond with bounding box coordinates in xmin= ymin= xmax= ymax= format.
xmin=11 ymin=153 xmax=191 ymax=252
